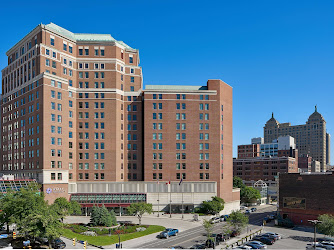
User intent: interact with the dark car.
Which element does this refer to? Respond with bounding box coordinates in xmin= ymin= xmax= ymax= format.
xmin=205 ymin=238 xmax=215 ymax=248
xmin=260 ymin=233 xmax=278 ymax=241
xmin=211 ymin=233 xmax=223 ymax=244
xmin=252 ymin=236 xmax=274 ymax=245
xmin=222 ymin=233 xmax=231 ymax=241
xmin=51 ymin=238 xmax=66 ymax=249
xmin=263 ymin=217 xmax=271 ymax=223
xmin=231 ymin=230 xmax=240 ymax=237
xmin=250 ymin=208 xmax=257 ymax=212
xmin=190 ymin=244 xmax=206 ymax=249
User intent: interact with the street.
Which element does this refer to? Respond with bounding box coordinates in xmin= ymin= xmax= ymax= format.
xmin=137 ymin=205 xmax=276 ymax=249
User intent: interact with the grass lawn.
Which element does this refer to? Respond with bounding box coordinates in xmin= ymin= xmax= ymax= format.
xmin=61 ymin=225 xmax=165 ymax=246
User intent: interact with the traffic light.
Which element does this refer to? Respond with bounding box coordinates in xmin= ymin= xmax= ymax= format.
xmin=12 ymin=232 xmax=16 ymax=239
xmin=84 ymin=241 xmax=87 ymax=249
xmin=73 ymin=238 xmax=76 ymax=246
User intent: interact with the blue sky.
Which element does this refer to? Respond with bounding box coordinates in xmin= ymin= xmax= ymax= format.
xmin=0 ymin=0 xmax=333 ymax=163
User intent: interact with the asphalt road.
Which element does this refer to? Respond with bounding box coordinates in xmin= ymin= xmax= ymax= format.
xmin=137 ymin=205 xmax=277 ymax=249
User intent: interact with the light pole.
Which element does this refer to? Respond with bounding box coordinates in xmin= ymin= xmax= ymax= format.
xmin=308 ymin=219 xmax=322 ymax=249
xmin=157 ymin=181 xmax=160 ymax=217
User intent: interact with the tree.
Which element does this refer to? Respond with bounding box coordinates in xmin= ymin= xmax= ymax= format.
xmin=50 ymin=197 xmax=72 ymax=222
xmin=318 ymin=214 xmax=334 ymax=236
xmin=233 ymin=176 xmax=246 ymax=189
xmin=199 ymin=196 xmax=225 ymax=215
xmin=110 ymin=209 xmax=117 ymax=226
xmin=0 ymin=184 xmax=63 ymax=245
xmin=127 ymin=202 xmax=153 ymax=225
xmin=70 ymin=201 xmax=82 ymax=215
xmin=90 ymin=205 xmax=117 ymax=227
xmin=241 ymin=186 xmax=261 ymax=203
xmin=233 ymin=177 xmax=261 ymax=203
xmin=226 ymin=210 xmax=249 ymax=233
xmin=202 ymin=219 xmax=214 ymax=240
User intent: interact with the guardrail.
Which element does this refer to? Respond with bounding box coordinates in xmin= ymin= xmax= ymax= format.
xmin=223 ymin=228 xmax=263 ymax=249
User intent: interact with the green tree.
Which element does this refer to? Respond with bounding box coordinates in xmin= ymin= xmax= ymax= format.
xmin=110 ymin=209 xmax=117 ymax=226
xmin=202 ymin=219 xmax=214 ymax=240
xmin=0 ymin=184 xmax=62 ymax=246
xmin=70 ymin=201 xmax=82 ymax=215
xmin=226 ymin=210 xmax=249 ymax=233
xmin=241 ymin=186 xmax=261 ymax=203
xmin=317 ymin=214 xmax=334 ymax=236
xmin=90 ymin=205 xmax=116 ymax=227
xmin=127 ymin=202 xmax=153 ymax=225
xmin=233 ymin=176 xmax=246 ymax=189
xmin=200 ymin=196 xmax=225 ymax=215
xmin=233 ymin=177 xmax=261 ymax=203
xmin=50 ymin=197 xmax=72 ymax=222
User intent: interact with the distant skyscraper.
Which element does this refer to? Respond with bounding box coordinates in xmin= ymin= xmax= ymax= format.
xmin=264 ymin=107 xmax=328 ymax=171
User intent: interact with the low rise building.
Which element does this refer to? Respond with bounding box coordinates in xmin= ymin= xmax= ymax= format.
xmin=279 ymin=172 xmax=334 ymax=225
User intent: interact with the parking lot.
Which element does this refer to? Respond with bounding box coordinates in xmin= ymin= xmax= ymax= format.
xmin=233 ymin=223 xmax=325 ymax=249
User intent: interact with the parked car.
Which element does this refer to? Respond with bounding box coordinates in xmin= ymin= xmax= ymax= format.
xmin=240 ymin=205 xmax=249 ymax=210
xmin=261 ymin=233 xmax=279 ymax=241
xmin=159 ymin=228 xmax=179 ymax=238
xmin=263 ymin=232 xmax=281 ymax=240
xmin=245 ymin=241 xmax=267 ymax=249
xmin=250 ymin=208 xmax=257 ymax=212
xmin=205 ymin=238 xmax=215 ymax=248
xmin=317 ymin=243 xmax=334 ymax=250
xmin=232 ymin=246 xmax=252 ymax=249
xmin=190 ymin=244 xmax=206 ymax=249
xmin=220 ymin=215 xmax=229 ymax=222
xmin=51 ymin=238 xmax=66 ymax=249
xmin=263 ymin=217 xmax=271 ymax=223
xmin=252 ymin=236 xmax=274 ymax=245
xmin=268 ymin=214 xmax=276 ymax=220
xmin=222 ymin=233 xmax=231 ymax=241
xmin=306 ymin=242 xmax=328 ymax=249
xmin=210 ymin=217 xmax=220 ymax=224
xmin=245 ymin=209 xmax=251 ymax=214
xmin=211 ymin=233 xmax=224 ymax=244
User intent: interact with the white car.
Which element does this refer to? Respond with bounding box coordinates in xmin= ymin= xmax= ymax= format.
xmin=232 ymin=246 xmax=252 ymax=249
xmin=240 ymin=205 xmax=248 ymax=210
xmin=210 ymin=217 xmax=220 ymax=224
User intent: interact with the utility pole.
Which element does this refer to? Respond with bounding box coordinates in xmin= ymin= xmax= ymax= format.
xmin=308 ymin=219 xmax=322 ymax=249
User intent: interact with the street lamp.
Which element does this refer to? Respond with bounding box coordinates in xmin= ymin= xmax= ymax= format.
xmin=308 ymin=219 xmax=322 ymax=249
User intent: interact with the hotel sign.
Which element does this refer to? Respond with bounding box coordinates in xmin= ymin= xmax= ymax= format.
xmin=45 ymin=187 xmax=66 ymax=194
xmin=283 ymin=197 xmax=306 ymax=209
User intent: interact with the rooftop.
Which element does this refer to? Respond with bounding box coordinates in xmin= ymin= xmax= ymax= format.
xmin=45 ymin=23 xmax=134 ymax=49
xmin=145 ymin=85 xmax=208 ymax=91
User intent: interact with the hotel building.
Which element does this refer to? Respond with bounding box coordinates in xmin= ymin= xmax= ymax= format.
xmin=0 ymin=23 xmax=239 ymax=213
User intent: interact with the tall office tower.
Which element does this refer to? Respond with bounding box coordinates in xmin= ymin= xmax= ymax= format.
xmin=143 ymin=80 xmax=236 ymax=203
xmin=264 ymin=107 xmax=327 ymax=171
xmin=1 ymin=23 xmax=143 ymax=201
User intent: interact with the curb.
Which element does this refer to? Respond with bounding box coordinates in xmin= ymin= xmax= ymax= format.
xmin=61 ymin=235 xmax=104 ymax=249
